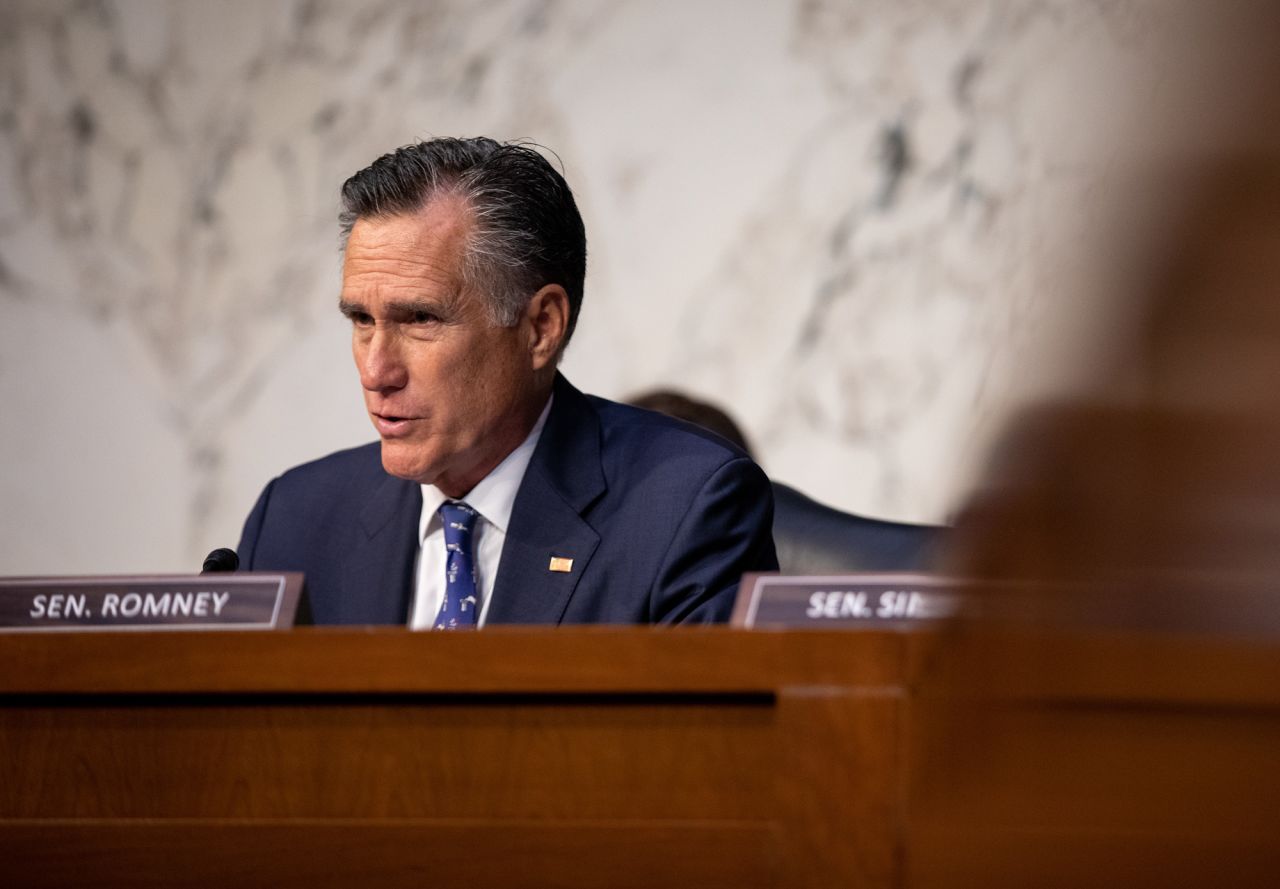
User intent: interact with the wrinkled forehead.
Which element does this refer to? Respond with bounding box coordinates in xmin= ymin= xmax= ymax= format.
xmin=342 ymin=199 xmax=476 ymax=285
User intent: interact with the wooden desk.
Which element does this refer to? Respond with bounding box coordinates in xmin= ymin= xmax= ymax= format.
xmin=907 ymin=628 xmax=1280 ymax=888
xmin=0 ymin=628 xmax=922 ymax=888
xmin=3 ymin=627 xmax=1278 ymax=888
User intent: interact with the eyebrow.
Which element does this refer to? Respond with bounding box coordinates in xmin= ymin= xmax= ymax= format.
xmin=386 ymin=298 xmax=451 ymax=316
xmin=338 ymin=297 xmax=456 ymax=320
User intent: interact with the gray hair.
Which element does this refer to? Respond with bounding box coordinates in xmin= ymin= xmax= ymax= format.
xmin=339 ymin=137 xmax=587 ymax=342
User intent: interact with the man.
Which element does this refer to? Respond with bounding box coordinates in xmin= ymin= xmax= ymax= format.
xmin=237 ymin=137 xmax=777 ymax=626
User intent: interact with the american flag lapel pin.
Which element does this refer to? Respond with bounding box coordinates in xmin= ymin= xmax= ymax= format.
xmin=548 ymin=556 xmax=574 ymax=573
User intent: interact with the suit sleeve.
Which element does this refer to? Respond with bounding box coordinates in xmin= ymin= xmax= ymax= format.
xmin=235 ymin=477 xmax=278 ymax=570
xmin=650 ymin=456 xmax=779 ymax=624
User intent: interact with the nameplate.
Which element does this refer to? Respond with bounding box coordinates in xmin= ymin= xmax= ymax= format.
xmin=0 ymin=573 xmax=304 ymax=632
xmin=732 ymin=573 xmax=962 ymax=629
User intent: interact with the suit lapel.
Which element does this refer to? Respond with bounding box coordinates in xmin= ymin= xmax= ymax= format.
xmin=487 ymin=375 xmax=606 ymax=624
xmin=341 ymin=472 xmax=421 ymax=624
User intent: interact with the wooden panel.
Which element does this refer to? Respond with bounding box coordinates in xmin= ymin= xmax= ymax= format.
xmin=907 ymin=629 xmax=1280 ymax=889
xmin=0 ymin=820 xmax=780 ymax=889
xmin=936 ymin=628 xmax=1280 ymax=707
xmin=0 ymin=627 xmax=913 ymax=694
xmin=13 ymin=626 xmax=1274 ymax=887
xmin=916 ymin=704 xmax=1280 ymax=831
xmin=0 ymin=696 xmax=776 ymax=819
xmin=774 ymin=689 xmax=904 ymax=889
xmin=910 ymin=828 xmax=1280 ymax=889
xmin=0 ymin=630 xmax=918 ymax=887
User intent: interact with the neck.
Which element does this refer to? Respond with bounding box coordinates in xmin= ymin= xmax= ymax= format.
xmin=435 ymin=386 xmax=552 ymax=499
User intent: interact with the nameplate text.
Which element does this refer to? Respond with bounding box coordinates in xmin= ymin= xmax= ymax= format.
xmin=732 ymin=573 xmax=961 ymax=629
xmin=0 ymin=573 xmax=304 ymax=631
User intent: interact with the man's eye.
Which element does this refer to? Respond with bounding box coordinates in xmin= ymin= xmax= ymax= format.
xmin=410 ymin=311 xmax=439 ymax=325
xmin=349 ymin=313 xmax=374 ymax=326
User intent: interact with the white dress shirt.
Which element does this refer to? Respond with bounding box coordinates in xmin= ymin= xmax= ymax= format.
xmin=409 ymin=397 xmax=553 ymax=629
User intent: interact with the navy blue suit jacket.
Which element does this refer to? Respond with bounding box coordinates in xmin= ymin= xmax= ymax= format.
xmin=237 ymin=375 xmax=778 ymax=624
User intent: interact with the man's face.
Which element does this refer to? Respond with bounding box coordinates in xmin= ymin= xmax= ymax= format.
xmin=339 ymin=198 xmax=545 ymax=497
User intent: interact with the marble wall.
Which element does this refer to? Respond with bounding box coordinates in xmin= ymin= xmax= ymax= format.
xmin=0 ymin=0 xmax=1162 ymax=574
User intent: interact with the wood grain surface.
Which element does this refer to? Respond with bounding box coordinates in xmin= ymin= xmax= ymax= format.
xmin=3 ymin=627 xmax=1278 ymax=887
xmin=0 ymin=629 xmax=914 ymax=888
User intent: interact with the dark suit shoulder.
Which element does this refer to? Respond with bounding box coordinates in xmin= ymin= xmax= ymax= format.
xmin=240 ymin=441 xmax=394 ymax=562
xmin=237 ymin=440 xmax=420 ymax=624
xmin=537 ymin=389 xmax=776 ymax=624
xmin=268 ymin=441 xmax=386 ymax=498
xmin=587 ymin=396 xmax=751 ymax=467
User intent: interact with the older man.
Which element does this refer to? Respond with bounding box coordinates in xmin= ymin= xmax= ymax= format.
xmin=237 ymin=137 xmax=777 ymax=626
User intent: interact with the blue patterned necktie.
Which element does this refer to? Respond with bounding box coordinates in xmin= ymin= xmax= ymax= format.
xmin=434 ymin=501 xmax=480 ymax=629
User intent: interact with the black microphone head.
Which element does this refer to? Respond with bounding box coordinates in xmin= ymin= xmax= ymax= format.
xmin=202 ymin=547 xmax=240 ymax=573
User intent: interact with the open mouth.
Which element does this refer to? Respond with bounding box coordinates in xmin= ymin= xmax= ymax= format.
xmin=372 ymin=413 xmax=417 ymax=437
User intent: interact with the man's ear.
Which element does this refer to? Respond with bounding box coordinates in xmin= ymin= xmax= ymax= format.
xmin=525 ymin=284 xmax=570 ymax=369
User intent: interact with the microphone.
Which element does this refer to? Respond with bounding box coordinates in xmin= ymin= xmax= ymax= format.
xmin=202 ymin=547 xmax=240 ymax=574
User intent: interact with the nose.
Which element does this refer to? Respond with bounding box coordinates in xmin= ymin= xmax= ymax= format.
xmin=357 ymin=325 xmax=409 ymax=394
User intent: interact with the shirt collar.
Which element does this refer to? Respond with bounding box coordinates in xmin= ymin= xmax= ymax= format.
xmin=418 ymin=394 xmax=554 ymax=540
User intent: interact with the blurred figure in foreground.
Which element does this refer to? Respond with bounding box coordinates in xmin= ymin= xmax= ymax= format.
xmin=914 ymin=5 xmax=1280 ymax=886
xmin=627 ymin=390 xmax=945 ymax=575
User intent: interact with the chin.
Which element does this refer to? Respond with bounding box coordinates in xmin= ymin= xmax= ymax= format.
xmin=379 ymin=442 xmax=436 ymax=485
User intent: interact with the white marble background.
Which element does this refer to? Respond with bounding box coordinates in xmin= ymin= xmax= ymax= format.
xmin=0 ymin=0 xmax=1160 ymax=574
